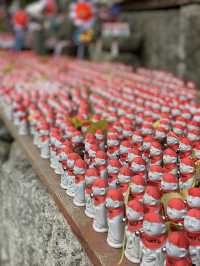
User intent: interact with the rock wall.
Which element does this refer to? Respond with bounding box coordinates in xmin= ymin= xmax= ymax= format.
xmin=116 ymin=3 xmax=200 ymax=87
xmin=0 ymin=122 xmax=92 ymax=266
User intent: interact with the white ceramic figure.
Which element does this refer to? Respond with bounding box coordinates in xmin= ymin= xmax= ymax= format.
xmin=166 ymin=198 xmax=187 ymax=226
xmin=60 ymin=160 xmax=68 ymax=189
xmin=40 ymin=136 xmax=50 ymax=159
xmin=141 ymin=213 xmax=166 ymax=266
xmin=107 ymin=159 xmax=121 ymax=188
xmin=165 ymin=231 xmax=192 ymax=266
xmin=125 ymin=199 xmax=144 ymax=264
xmin=66 ymin=153 xmax=80 ymax=197
xmin=106 ymin=188 xmax=125 ymax=248
xmin=92 ymin=178 xmax=108 ymax=232
xmin=84 ymin=168 xmax=98 ymax=218
xmin=184 ymin=208 xmax=200 ymax=266
xmin=18 ymin=117 xmax=28 ymax=135
xmin=95 ymin=150 xmax=108 ymax=179
xmin=187 ymin=187 xmax=200 ymax=209
xmin=73 ymin=159 xmax=86 ymax=207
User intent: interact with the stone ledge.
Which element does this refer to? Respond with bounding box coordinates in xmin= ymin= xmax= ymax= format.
xmin=0 ymin=110 xmax=133 ymax=266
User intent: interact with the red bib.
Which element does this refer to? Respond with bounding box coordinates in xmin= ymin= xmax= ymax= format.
xmin=141 ymin=232 xmax=166 ymax=249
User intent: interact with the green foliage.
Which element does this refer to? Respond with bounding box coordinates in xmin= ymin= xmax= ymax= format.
xmin=86 ymin=120 xmax=108 ymax=133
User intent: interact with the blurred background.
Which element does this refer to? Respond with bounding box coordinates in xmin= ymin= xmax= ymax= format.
xmin=0 ymin=0 xmax=200 ymax=86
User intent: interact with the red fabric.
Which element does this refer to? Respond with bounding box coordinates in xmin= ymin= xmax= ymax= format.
xmin=150 ymin=155 xmax=162 ymax=164
xmin=144 ymin=204 xmax=161 ymax=214
xmin=163 ymin=163 xmax=177 ymax=173
xmin=179 ymin=151 xmax=192 ymax=159
xmin=120 ymin=153 xmax=128 ymax=162
xmin=141 ymin=232 xmax=166 ymax=249
xmin=128 ymin=220 xmax=143 ymax=232
xmin=51 ymin=144 xmax=57 ymax=152
xmin=40 ymin=135 xmax=49 ymax=142
xmin=46 ymin=0 xmax=57 ymax=15
xmin=107 ymin=207 xmax=124 ymax=219
xmin=186 ymin=231 xmax=200 ymax=246
xmin=168 ymin=143 xmax=179 ymax=152
xmin=93 ymin=195 xmax=106 ymax=206
xmin=85 ymin=186 xmax=92 ymax=194
xmin=119 ymin=183 xmax=129 ymax=194
xmin=107 ymin=146 xmax=119 ymax=155
xmin=108 ymin=173 xmax=118 ymax=184
xmin=75 ymin=174 xmax=85 ymax=183
xmin=14 ymin=10 xmax=28 ymax=27
xmin=147 ymin=180 xmax=161 ymax=190
xmin=166 ymin=255 xmax=192 ymax=266
xmin=179 ymin=173 xmax=194 ymax=182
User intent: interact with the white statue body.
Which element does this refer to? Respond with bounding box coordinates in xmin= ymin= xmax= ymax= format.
xmin=85 ymin=191 xmax=94 ymax=218
xmin=124 ymin=200 xmax=144 ymax=263
xmin=73 ymin=179 xmax=85 ymax=207
xmin=18 ymin=121 xmax=28 ymax=135
xmin=41 ymin=140 xmax=50 ymax=159
xmin=93 ymin=201 xmax=108 ymax=232
xmin=125 ymin=229 xmax=142 ymax=263
xmin=60 ymin=171 xmax=68 ymax=190
xmin=92 ymin=182 xmax=108 ymax=233
xmin=141 ymin=246 xmax=165 ymax=266
xmin=107 ymin=212 xmax=124 ymax=248
xmin=66 ymin=171 xmax=75 ymax=197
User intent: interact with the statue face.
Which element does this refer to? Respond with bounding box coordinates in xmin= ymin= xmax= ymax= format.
xmin=150 ymin=146 xmax=161 ymax=156
xmin=126 ymin=207 xmax=143 ymax=221
xmin=67 ymin=159 xmax=75 ymax=168
xmin=105 ymin=198 xmax=122 ymax=209
xmin=167 ymin=207 xmax=187 ymax=221
xmin=130 ymin=183 xmax=144 ymax=194
xmin=73 ymin=166 xmax=85 ymax=175
xmin=143 ymin=220 xmax=166 ymax=236
xmin=107 ymin=165 xmax=119 ymax=174
xmin=163 ymin=155 xmax=177 ymax=164
xmin=179 ymin=143 xmax=191 ymax=152
xmin=131 ymin=163 xmax=145 ymax=172
xmin=187 ymin=195 xmax=200 ymax=208
xmin=95 ymin=158 xmax=106 ymax=166
xmin=179 ymin=163 xmax=194 ymax=174
xmin=161 ymin=181 xmax=178 ymax=192
xmin=143 ymin=193 xmax=159 ymax=206
xmin=167 ymin=136 xmax=178 ymax=145
xmin=166 ymin=241 xmax=188 ymax=258
xmin=184 ymin=215 xmax=200 ymax=232
xmin=148 ymin=171 xmax=162 ymax=181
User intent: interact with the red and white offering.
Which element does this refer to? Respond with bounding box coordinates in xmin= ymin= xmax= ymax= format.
xmin=0 ymin=51 xmax=200 ymax=264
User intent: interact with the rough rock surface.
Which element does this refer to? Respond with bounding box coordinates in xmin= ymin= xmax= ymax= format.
xmin=118 ymin=3 xmax=200 ymax=87
xmin=0 ymin=141 xmax=92 ymax=266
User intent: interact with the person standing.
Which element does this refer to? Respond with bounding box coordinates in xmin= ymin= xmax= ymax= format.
xmin=13 ymin=8 xmax=28 ymax=51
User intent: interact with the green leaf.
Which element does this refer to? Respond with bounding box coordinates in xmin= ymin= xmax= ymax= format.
xmin=2 ymin=64 xmax=14 ymax=75
xmin=70 ymin=117 xmax=90 ymax=129
xmin=118 ymin=185 xmax=130 ymax=265
xmin=86 ymin=120 xmax=108 ymax=133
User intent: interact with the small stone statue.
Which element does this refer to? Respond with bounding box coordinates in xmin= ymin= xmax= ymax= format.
xmin=165 ymin=231 xmax=192 ymax=265
xmin=187 ymin=187 xmax=200 ymax=209
xmin=85 ymin=167 xmax=98 ymax=218
xmin=106 ymin=188 xmax=125 ymax=248
xmin=125 ymin=199 xmax=144 ymax=263
xmin=92 ymin=178 xmax=108 ymax=232
xmin=184 ymin=208 xmax=200 ymax=265
xmin=73 ymin=159 xmax=87 ymax=207
xmin=141 ymin=213 xmax=166 ymax=266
